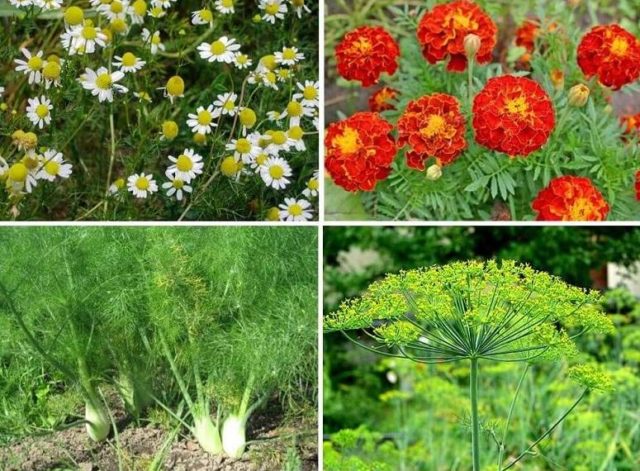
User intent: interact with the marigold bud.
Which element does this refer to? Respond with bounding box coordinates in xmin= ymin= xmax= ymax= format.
xmin=568 ymin=84 xmax=590 ymax=107
xmin=426 ymin=164 xmax=442 ymax=181
xmin=568 ymin=0 xmax=581 ymax=7
xmin=550 ymin=69 xmax=564 ymax=90
xmin=464 ymin=34 xmax=482 ymax=59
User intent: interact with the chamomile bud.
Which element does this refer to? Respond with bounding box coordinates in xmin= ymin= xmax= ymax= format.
xmin=253 ymin=14 xmax=262 ymax=23
xmin=110 ymin=18 xmax=128 ymax=34
xmin=166 ymin=75 xmax=185 ymax=101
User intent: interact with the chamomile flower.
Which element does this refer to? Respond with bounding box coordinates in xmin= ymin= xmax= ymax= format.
xmin=167 ymin=149 xmax=204 ymax=182
xmin=226 ymin=135 xmax=261 ymax=163
xmin=80 ymin=67 xmax=128 ymax=103
xmin=198 ymin=36 xmax=241 ymax=63
xmin=113 ymin=52 xmax=146 ymax=73
xmin=187 ymin=105 xmax=217 ymax=134
xmin=109 ymin=177 xmax=126 ymax=194
xmin=9 ymin=0 xmax=33 ymax=7
xmin=98 ymin=0 xmax=129 ymax=21
xmin=148 ymin=5 xmax=167 ymax=18
xmin=151 ymin=0 xmax=175 ymax=8
xmin=191 ymin=8 xmax=213 ymax=25
xmin=6 ymin=161 xmax=37 ymax=194
xmin=214 ymin=0 xmax=234 ymax=14
xmin=142 ymin=29 xmax=165 ymax=55
xmin=287 ymin=125 xmax=306 ymax=151
xmin=281 ymin=100 xmax=314 ymax=126
xmin=127 ymin=172 xmax=158 ymax=198
xmin=34 ymin=0 xmax=62 ymax=10
xmin=259 ymin=0 xmax=287 ymax=23
xmin=162 ymin=173 xmax=192 ymax=201
xmin=62 ymin=22 xmax=108 ymax=55
xmin=26 ymin=96 xmax=53 ymax=129
xmin=278 ymin=197 xmax=312 ymax=221
xmin=14 ymin=49 xmax=44 ymax=85
xmin=250 ymin=151 xmax=269 ymax=171
xmin=0 ymin=86 xmax=4 ymax=98
xmin=293 ymin=80 xmax=319 ymax=108
xmin=127 ymin=0 xmax=147 ymax=23
xmin=275 ymin=67 xmax=294 ymax=82
xmin=42 ymin=58 xmax=63 ymax=89
xmin=275 ymin=46 xmax=304 ymax=66
xmin=0 ymin=157 xmax=8 ymax=177
xmin=220 ymin=155 xmax=243 ymax=178
xmin=264 ymin=129 xmax=294 ymax=155
xmin=162 ymin=75 xmax=185 ymax=103
xmin=134 ymin=91 xmax=152 ymax=103
xmin=302 ymin=170 xmax=319 ymax=198
xmin=289 ymin=0 xmax=311 ymax=18
xmin=213 ymin=92 xmax=238 ymax=117
xmin=261 ymin=71 xmax=279 ymax=90
xmin=233 ymin=52 xmax=252 ymax=70
xmin=260 ymin=156 xmax=292 ymax=190
xmin=37 ymin=149 xmax=72 ymax=181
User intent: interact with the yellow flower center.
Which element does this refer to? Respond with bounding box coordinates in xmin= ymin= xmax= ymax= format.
xmin=256 ymin=153 xmax=268 ymax=165
xmin=568 ymin=198 xmax=595 ymax=221
xmin=287 ymin=101 xmax=303 ymax=117
xmin=176 ymin=155 xmax=193 ymax=172
xmin=27 ymin=56 xmax=43 ymax=70
xmin=122 ymin=52 xmax=137 ymax=67
xmin=151 ymin=33 xmax=162 ymax=45
xmin=111 ymin=19 xmax=127 ymax=33
xmin=222 ymin=0 xmax=234 ymax=7
xmin=35 ymin=104 xmax=49 ymax=119
xmin=265 ymin=72 xmax=277 ymax=84
xmin=133 ymin=0 xmax=147 ymax=16
xmin=197 ymin=110 xmax=212 ymax=125
xmin=288 ymin=203 xmax=303 ymax=216
xmin=111 ymin=1 xmax=123 ymax=13
xmin=82 ymin=26 xmax=97 ymax=40
xmin=173 ymin=178 xmax=185 ymax=189
xmin=269 ymin=165 xmax=284 ymax=179
xmin=43 ymin=61 xmax=61 ymax=80
xmin=223 ymin=99 xmax=235 ymax=111
xmin=421 ymin=114 xmax=447 ymax=138
xmin=64 ymin=6 xmax=84 ymax=25
xmin=200 ymin=9 xmax=213 ymax=22
xmin=45 ymin=160 xmax=60 ymax=176
xmin=505 ymin=96 xmax=529 ymax=117
xmin=8 ymin=163 xmax=28 ymax=182
xmin=236 ymin=138 xmax=252 ymax=154
xmin=282 ymin=48 xmax=296 ymax=60
xmin=261 ymin=55 xmax=277 ymax=70
xmin=289 ymin=126 xmax=304 ymax=140
xmin=610 ymin=37 xmax=629 ymax=56
xmin=96 ymin=73 xmax=113 ymax=90
xmin=452 ymin=13 xmax=473 ymax=29
xmin=136 ymin=176 xmax=150 ymax=190
xmin=351 ymin=38 xmax=372 ymax=54
xmin=239 ymin=108 xmax=257 ymax=127
xmin=332 ymin=126 xmax=360 ymax=154
xmin=166 ymin=76 xmax=184 ymax=96
xmin=308 ymin=178 xmax=318 ymax=190
xmin=162 ymin=121 xmax=179 ymax=139
xmin=236 ymin=54 xmax=248 ymax=64
xmin=265 ymin=3 xmax=279 ymax=15
xmin=220 ymin=156 xmax=238 ymax=176
xmin=271 ymin=131 xmax=287 ymax=145
xmin=303 ymin=85 xmax=317 ymax=100
xmin=210 ymin=40 xmax=226 ymax=55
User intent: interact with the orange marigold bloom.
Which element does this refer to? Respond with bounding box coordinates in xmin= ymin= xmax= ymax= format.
xmin=325 ymin=112 xmax=396 ymax=191
xmin=621 ymin=112 xmax=640 ymax=137
xmin=515 ymin=19 xmax=539 ymax=53
xmin=472 ymin=75 xmax=555 ymax=157
xmin=369 ymin=87 xmax=398 ymax=112
xmin=532 ymin=176 xmax=609 ymax=221
xmin=416 ymin=0 xmax=497 ymax=72
xmin=335 ymin=26 xmax=400 ymax=87
xmin=577 ymin=24 xmax=640 ymax=90
xmin=397 ymin=93 xmax=467 ymax=169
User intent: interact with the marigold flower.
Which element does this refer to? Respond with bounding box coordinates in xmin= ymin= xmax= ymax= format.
xmin=368 ymin=87 xmax=398 ymax=112
xmin=515 ymin=19 xmax=539 ymax=53
xmin=635 ymin=170 xmax=640 ymax=201
xmin=325 ymin=112 xmax=396 ymax=191
xmin=577 ymin=24 xmax=640 ymax=90
xmin=398 ymin=94 xmax=466 ymax=169
xmin=621 ymin=112 xmax=640 ymax=137
xmin=532 ymin=176 xmax=609 ymax=221
xmin=335 ymin=26 xmax=400 ymax=87
xmin=472 ymin=75 xmax=555 ymax=157
xmin=416 ymin=0 xmax=497 ymax=72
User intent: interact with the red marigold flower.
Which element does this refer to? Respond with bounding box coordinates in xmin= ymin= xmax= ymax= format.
xmin=621 ymin=112 xmax=640 ymax=137
xmin=325 ymin=112 xmax=396 ymax=191
xmin=515 ymin=19 xmax=540 ymax=53
xmin=416 ymin=0 xmax=497 ymax=72
xmin=335 ymin=26 xmax=400 ymax=87
xmin=531 ymin=176 xmax=609 ymax=221
xmin=472 ymin=75 xmax=555 ymax=157
xmin=635 ymin=170 xmax=640 ymax=201
xmin=397 ymin=93 xmax=467 ymax=169
xmin=577 ymin=24 xmax=640 ymax=90
xmin=369 ymin=87 xmax=399 ymax=112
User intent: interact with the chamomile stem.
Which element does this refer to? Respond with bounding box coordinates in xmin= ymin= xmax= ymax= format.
xmin=470 ymin=357 xmax=481 ymax=471
xmin=104 ymin=109 xmax=116 ymax=216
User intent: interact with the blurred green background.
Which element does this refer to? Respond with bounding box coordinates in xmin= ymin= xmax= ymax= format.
xmin=324 ymin=227 xmax=640 ymax=470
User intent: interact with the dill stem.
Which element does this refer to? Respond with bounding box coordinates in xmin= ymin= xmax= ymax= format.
xmin=470 ymin=357 xmax=481 ymax=471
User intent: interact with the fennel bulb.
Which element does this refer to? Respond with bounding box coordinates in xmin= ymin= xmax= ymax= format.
xmin=193 ymin=414 xmax=222 ymax=455
xmin=85 ymin=401 xmax=110 ymax=442
xmin=222 ymin=414 xmax=247 ymax=458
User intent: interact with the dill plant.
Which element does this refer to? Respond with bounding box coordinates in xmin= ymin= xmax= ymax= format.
xmin=325 ymin=260 xmax=615 ymax=470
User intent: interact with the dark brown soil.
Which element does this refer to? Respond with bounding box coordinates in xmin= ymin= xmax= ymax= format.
xmin=0 ymin=406 xmax=318 ymax=471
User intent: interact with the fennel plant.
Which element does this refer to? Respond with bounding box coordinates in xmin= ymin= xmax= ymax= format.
xmin=325 ymin=260 xmax=614 ymax=470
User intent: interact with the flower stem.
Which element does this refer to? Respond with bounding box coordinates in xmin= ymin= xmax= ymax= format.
xmin=498 ymin=363 xmax=529 ymax=470
xmin=467 ymin=57 xmax=474 ymax=108
xmin=470 ymin=356 xmax=481 ymax=471
xmin=103 ymin=109 xmax=116 ymax=217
